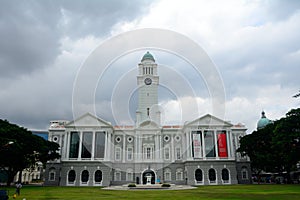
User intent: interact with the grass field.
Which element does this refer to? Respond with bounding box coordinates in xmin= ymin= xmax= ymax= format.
xmin=1 ymin=184 xmax=300 ymax=200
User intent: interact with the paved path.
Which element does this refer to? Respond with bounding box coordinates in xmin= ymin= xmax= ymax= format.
xmin=102 ymin=184 xmax=197 ymax=191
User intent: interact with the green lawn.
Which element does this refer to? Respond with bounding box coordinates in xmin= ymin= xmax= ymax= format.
xmin=2 ymin=184 xmax=300 ymax=200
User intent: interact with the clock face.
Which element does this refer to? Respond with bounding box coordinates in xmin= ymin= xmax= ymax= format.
xmin=144 ymin=78 xmax=152 ymax=85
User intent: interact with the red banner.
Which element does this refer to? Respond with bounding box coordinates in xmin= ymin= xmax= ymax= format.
xmin=218 ymin=133 xmax=228 ymax=157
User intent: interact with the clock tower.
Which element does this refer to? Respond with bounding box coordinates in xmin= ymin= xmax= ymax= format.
xmin=136 ymin=52 xmax=160 ymax=125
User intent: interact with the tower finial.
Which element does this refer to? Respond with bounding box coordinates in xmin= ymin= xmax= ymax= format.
xmin=261 ymin=110 xmax=266 ymax=118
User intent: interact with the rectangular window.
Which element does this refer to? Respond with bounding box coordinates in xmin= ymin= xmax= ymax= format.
xmin=204 ymin=131 xmax=216 ymax=157
xmin=127 ymin=172 xmax=133 ymax=181
xmin=95 ymin=132 xmax=105 ymax=158
xmin=176 ymin=172 xmax=183 ymax=180
xmin=115 ymin=171 xmax=121 ymax=181
xmin=127 ymin=147 xmax=133 ymax=161
xmin=164 ymin=147 xmax=170 ymax=160
xmin=242 ymin=172 xmax=247 ymax=179
xmin=146 ymin=147 xmax=151 ymax=159
xmin=164 ymin=172 xmax=171 ymax=181
xmin=176 ymin=147 xmax=181 ymax=160
xmin=81 ymin=132 xmax=92 ymax=158
xmin=49 ymin=172 xmax=55 ymax=181
xmin=69 ymin=132 xmax=80 ymax=158
xmin=242 ymin=168 xmax=248 ymax=180
xmin=115 ymin=147 xmax=121 ymax=161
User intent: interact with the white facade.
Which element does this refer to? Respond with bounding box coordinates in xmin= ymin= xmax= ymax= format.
xmin=45 ymin=52 xmax=251 ymax=186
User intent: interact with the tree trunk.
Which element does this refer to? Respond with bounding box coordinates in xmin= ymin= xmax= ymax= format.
xmin=6 ymin=170 xmax=15 ymax=186
xmin=18 ymin=170 xmax=22 ymax=183
xmin=286 ymin=168 xmax=291 ymax=184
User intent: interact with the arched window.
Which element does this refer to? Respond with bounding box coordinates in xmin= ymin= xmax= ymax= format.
xmin=68 ymin=170 xmax=76 ymax=183
xmin=81 ymin=170 xmax=89 ymax=183
xmin=195 ymin=169 xmax=203 ymax=182
xmin=49 ymin=167 xmax=56 ymax=181
xmin=94 ymin=170 xmax=102 ymax=183
xmin=241 ymin=167 xmax=248 ymax=180
xmin=222 ymin=168 xmax=229 ymax=183
xmin=208 ymin=168 xmax=216 ymax=183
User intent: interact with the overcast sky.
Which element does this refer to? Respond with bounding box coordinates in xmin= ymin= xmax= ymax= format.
xmin=1 ymin=0 xmax=299 ymax=133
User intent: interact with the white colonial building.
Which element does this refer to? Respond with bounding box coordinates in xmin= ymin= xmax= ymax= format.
xmin=44 ymin=52 xmax=251 ymax=186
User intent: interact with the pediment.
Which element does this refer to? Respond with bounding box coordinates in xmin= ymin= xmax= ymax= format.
xmin=184 ymin=114 xmax=232 ymax=127
xmin=66 ymin=113 xmax=112 ymax=127
xmin=138 ymin=120 xmax=160 ymax=129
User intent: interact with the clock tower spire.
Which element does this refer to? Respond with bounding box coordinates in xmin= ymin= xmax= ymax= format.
xmin=136 ymin=51 xmax=160 ymax=125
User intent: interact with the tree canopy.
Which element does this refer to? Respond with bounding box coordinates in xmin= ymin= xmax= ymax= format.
xmin=238 ymin=108 xmax=300 ymax=183
xmin=0 ymin=119 xmax=60 ymax=186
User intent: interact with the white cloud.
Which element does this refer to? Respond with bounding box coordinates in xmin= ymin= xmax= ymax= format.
xmin=160 ymin=96 xmax=212 ymax=125
xmin=1 ymin=0 xmax=300 ymax=131
xmin=160 ymin=83 xmax=298 ymax=133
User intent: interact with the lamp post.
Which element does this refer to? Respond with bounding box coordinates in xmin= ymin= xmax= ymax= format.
xmin=0 ymin=141 xmax=14 ymax=151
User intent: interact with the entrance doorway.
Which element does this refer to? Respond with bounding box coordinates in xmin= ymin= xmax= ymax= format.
xmin=142 ymin=169 xmax=155 ymax=184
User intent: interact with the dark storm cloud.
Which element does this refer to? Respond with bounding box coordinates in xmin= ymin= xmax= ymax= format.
xmin=0 ymin=0 xmax=152 ymax=129
xmin=0 ymin=0 xmax=151 ymax=78
xmin=60 ymin=0 xmax=151 ymax=38
xmin=1 ymin=0 xmax=299 ymax=131
xmin=0 ymin=1 xmax=61 ymax=78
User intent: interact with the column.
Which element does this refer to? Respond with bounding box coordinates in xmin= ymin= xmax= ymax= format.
xmin=189 ymin=131 xmax=193 ymax=159
xmin=185 ymin=132 xmax=190 ymax=159
xmin=182 ymin=132 xmax=190 ymax=160
xmin=225 ymin=130 xmax=230 ymax=158
xmin=214 ymin=130 xmax=219 ymax=159
xmin=78 ymin=131 xmax=83 ymax=160
xmin=230 ymin=131 xmax=237 ymax=158
xmin=134 ymin=132 xmax=138 ymax=160
xmin=159 ymin=134 xmax=162 ymax=160
xmin=202 ymin=129 xmax=206 ymax=159
xmin=155 ymin=133 xmax=159 ymax=160
xmin=171 ymin=135 xmax=175 ymax=162
xmin=138 ymin=135 xmax=142 ymax=160
xmin=108 ymin=132 xmax=112 ymax=161
xmin=103 ymin=132 xmax=107 ymax=160
xmin=64 ymin=132 xmax=69 ymax=160
xmin=91 ymin=131 xmax=96 ymax=160
xmin=63 ymin=132 xmax=70 ymax=159
xmin=59 ymin=133 xmax=63 ymax=156
xmin=230 ymin=132 xmax=234 ymax=158
xmin=122 ymin=134 xmax=126 ymax=163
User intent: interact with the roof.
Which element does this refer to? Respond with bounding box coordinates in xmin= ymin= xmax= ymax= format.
xmin=257 ymin=111 xmax=272 ymax=129
xmin=141 ymin=51 xmax=155 ymax=62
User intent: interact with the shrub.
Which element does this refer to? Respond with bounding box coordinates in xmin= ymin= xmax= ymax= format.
xmin=161 ymin=183 xmax=170 ymax=187
xmin=128 ymin=183 xmax=136 ymax=187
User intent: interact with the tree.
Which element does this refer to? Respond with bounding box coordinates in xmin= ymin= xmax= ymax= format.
xmin=0 ymin=119 xmax=60 ymax=186
xmin=238 ymin=122 xmax=278 ymax=179
xmin=272 ymin=108 xmax=300 ymax=183
xmin=238 ymin=108 xmax=300 ymax=183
